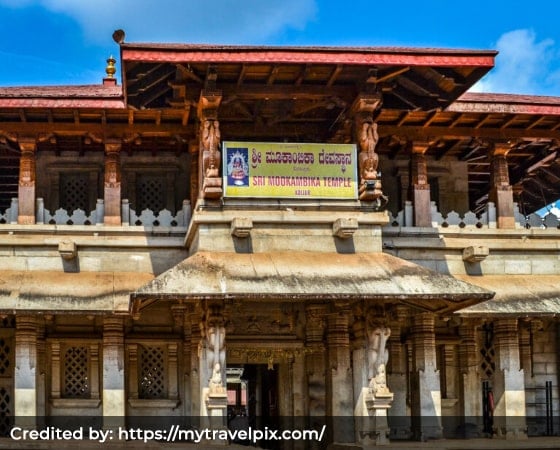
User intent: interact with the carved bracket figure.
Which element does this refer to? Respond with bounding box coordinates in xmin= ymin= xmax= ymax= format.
xmin=200 ymin=119 xmax=223 ymax=199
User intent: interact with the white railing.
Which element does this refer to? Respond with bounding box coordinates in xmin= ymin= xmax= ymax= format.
xmin=387 ymin=201 xmax=560 ymax=230
xmin=0 ymin=198 xmax=191 ymax=227
xmin=514 ymin=204 xmax=560 ymax=229
xmin=387 ymin=201 xmax=493 ymax=229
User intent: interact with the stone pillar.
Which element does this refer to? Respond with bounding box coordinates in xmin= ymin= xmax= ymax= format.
xmin=189 ymin=307 xmax=202 ymax=424
xmin=354 ymin=308 xmax=393 ymax=445
xmin=14 ymin=316 xmax=37 ymax=428
xmin=489 ymin=143 xmax=515 ymax=229
xmin=17 ymin=138 xmax=37 ymax=224
xmin=492 ymin=319 xmax=527 ymax=438
xmin=182 ymin=306 xmax=192 ymax=419
xmin=388 ymin=306 xmax=411 ymax=439
xmin=305 ymin=304 xmax=327 ymax=450
xmin=189 ymin=140 xmax=199 ymax=208
xmin=458 ymin=320 xmax=482 ymax=437
xmin=410 ymin=312 xmax=442 ymax=440
xmin=35 ymin=319 xmax=46 ymax=424
xmin=409 ymin=141 xmax=432 ymax=227
xmin=102 ymin=316 xmax=125 ymax=428
xmin=104 ymin=140 xmax=122 ymax=225
xmin=200 ymin=302 xmax=227 ymax=437
xmin=326 ymin=302 xmax=354 ymax=444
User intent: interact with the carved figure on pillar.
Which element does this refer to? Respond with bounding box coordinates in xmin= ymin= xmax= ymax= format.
xmin=205 ymin=306 xmax=226 ymax=392
xmin=354 ymin=115 xmax=387 ymax=205
xmin=200 ymin=119 xmax=223 ymax=199
xmin=367 ymin=325 xmax=391 ymax=396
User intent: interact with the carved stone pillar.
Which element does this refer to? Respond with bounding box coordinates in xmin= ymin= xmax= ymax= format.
xmin=14 ymin=315 xmax=37 ymax=427
xmin=104 ymin=141 xmax=122 ymax=225
xmin=410 ymin=312 xmax=442 ymax=440
xmin=189 ymin=307 xmax=202 ymax=425
xmin=489 ymin=143 xmax=515 ymax=229
xmin=409 ymin=141 xmax=431 ymax=227
xmin=198 ymin=89 xmax=223 ymax=200
xmin=305 ymin=304 xmax=326 ymax=418
xmin=200 ymin=302 xmax=227 ymax=435
xmin=458 ymin=320 xmax=482 ymax=436
xmin=353 ymin=307 xmax=393 ymax=445
xmin=102 ymin=316 xmax=125 ymax=428
xmin=326 ymin=302 xmax=354 ymax=443
xmin=492 ymin=319 xmax=527 ymax=438
xmin=350 ymin=94 xmax=386 ymax=204
xmin=388 ymin=305 xmax=411 ymax=439
xmin=18 ymin=138 xmax=37 ymax=224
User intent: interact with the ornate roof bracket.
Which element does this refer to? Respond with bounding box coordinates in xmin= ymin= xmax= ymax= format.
xmin=198 ymin=88 xmax=223 ymax=200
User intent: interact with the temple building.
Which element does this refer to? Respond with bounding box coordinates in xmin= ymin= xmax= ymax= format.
xmin=1 ymin=33 xmax=560 ymax=447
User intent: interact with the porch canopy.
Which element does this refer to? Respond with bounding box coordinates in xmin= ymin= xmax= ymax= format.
xmin=456 ymin=274 xmax=560 ymax=317
xmin=0 ymin=270 xmax=154 ymax=314
xmin=132 ymin=251 xmax=494 ymax=315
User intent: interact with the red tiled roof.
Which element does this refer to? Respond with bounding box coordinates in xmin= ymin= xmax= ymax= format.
xmin=0 ymin=85 xmax=124 ymax=108
xmin=450 ymin=92 xmax=560 ymax=115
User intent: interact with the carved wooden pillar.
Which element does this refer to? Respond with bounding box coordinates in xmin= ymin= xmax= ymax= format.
xmin=198 ymin=89 xmax=223 ymax=200
xmin=387 ymin=305 xmax=411 ymax=439
xmin=102 ymin=316 xmax=125 ymax=428
xmin=104 ymin=141 xmax=122 ymax=225
xmin=410 ymin=312 xmax=442 ymax=440
xmin=492 ymin=318 xmax=527 ymax=438
xmin=17 ymin=138 xmax=37 ymax=224
xmin=326 ymin=302 xmax=354 ymax=443
xmin=409 ymin=141 xmax=432 ymax=227
xmin=189 ymin=140 xmax=199 ymax=208
xmin=458 ymin=320 xmax=482 ymax=435
xmin=350 ymin=94 xmax=385 ymax=203
xmin=489 ymin=143 xmax=515 ymax=228
xmin=14 ymin=315 xmax=37 ymax=427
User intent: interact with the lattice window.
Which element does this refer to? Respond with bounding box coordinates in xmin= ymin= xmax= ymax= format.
xmin=480 ymin=323 xmax=496 ymax=379
xmin=137 ymin=175 xmax=165 ymax=213
xmin=0 ymin=386 xmax=12 ymax=437
xmin=139 ymin=345 xmax=166 ymax=399
xmin=63 ymin=346 xmax=90 ymax=399
xmin=60 ymin=174 xmax=89 ymax=213
xmin=0 ymin=339 xmax=10 ymax=377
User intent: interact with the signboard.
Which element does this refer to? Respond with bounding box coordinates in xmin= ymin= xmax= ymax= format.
xmin=223 ymin=141 xmax=358 ymax=199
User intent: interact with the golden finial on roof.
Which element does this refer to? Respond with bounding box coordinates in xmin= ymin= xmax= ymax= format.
xmin=105 ymin=55 xmax=116 ymax=79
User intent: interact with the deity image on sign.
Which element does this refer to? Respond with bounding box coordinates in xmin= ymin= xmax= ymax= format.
xmin=226 ymin=148 xmax=249 ymax=186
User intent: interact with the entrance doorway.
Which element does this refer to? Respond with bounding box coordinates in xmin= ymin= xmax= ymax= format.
xmin=226 ymin=364 xmax=279 ymax=441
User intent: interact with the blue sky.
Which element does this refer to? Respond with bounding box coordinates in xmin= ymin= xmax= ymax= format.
xmin=1 ymin=1 xmax=560 ymax=95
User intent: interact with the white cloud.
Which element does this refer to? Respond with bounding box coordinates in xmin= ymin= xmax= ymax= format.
xmin=0 ymin=0 xmax=317 ymax=44
xmin=470 ymin=29 xmax=559 ymax=95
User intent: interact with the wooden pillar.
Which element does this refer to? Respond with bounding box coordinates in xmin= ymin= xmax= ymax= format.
xmin=326 ymin=302 xmax=354 ymax=443
xmin=410 ymin=312 xmax=442 ymax=440
xmin=489 ymin=143 xmax=515 ymax=229
xmin=387 ymin=305 xmax=411 ymax=439
xmin=17 ymin=138 xmax=37 ymax=224
xmin=198 ymin=89 xmax=223 ymax=200
xmin=14 ymin=315 xmax=37 ymax=428
xmin=458 ymin=320 xmax=482 ymax=436
xmin=409 ymin=141 xmax=432 ymax=227
xmin=104 ymin=140 xmax=122 ymax=225
xmin=102 ymin=316 xmax=125 ymax=428
xmin=492 ymin=319 xmax=527 ymax=438
xmin=350 ymin=94 xmax=385 ymax=203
